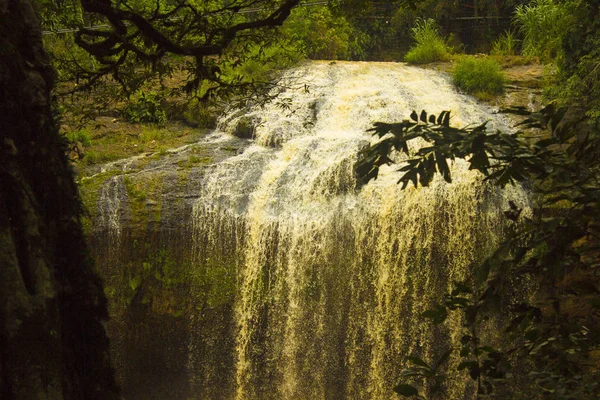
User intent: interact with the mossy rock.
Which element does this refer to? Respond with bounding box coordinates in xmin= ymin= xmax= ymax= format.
xmin=233 ymin=116 xmax=255 ymax=139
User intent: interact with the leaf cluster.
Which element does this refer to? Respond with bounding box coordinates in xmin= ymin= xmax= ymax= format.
xmin=122 ymin=91 xmax=167 ymax=124
xmin=356 ymin=108 xmax=541 ymax=190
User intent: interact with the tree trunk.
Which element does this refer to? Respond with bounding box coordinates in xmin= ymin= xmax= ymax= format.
xmin=0 ymin=0 xmax=119 ymax=398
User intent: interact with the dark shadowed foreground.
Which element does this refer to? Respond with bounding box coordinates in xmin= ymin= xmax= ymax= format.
xmin=0 ymin=0 xmax=118 ymax=398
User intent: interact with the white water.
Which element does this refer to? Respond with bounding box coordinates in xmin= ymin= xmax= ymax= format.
xmin=190 ymin=61 xmax=529 ymax=399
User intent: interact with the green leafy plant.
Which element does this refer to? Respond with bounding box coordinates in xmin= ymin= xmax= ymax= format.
xmin=122 ymin=91 xmax=167 ymax=125
xmin=404 ymin=18 xmax=451 ymax=64
xmin=394 ymin=351 xmax=452 ymax=398
xmin=513 ymin=0 xmax=575 ymax=62
xmin=452 ymin=56 xmax=505 ymax=98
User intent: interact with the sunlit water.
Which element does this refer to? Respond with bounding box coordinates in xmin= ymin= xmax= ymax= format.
xmin=180 ymin=61 xmax=529 ymax=399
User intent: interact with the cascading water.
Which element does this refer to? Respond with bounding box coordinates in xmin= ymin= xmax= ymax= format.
xmin=189 ymin=61 xmax=529 ymax=399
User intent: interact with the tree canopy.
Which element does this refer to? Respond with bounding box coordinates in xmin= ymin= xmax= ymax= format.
xmin=40 ymin=0 xmax=303 ymax=98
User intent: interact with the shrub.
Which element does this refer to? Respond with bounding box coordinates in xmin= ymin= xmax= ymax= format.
xmin=404 ymin=18 xmax=451 ymax=64
xmin=122 ymin=91 xmax=167 ymax=124
xmin=513 ymin=0 xmax=575 ymax=62
xmin=452 ymin=56 xmax=505 ymax=97
xmin=282 ymin=5 xmax=369 ymax=60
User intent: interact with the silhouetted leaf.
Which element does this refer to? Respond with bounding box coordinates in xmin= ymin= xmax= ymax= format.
xmin=393 ymin=384 xmax=419 ymax=397
xmin=420 ymin=110 xmax=427 ymax=123
xmin=410 ymin=110 xmax=418 ymax=121
xmin=408 ymin=356 xmax=430 ymax=368
xmin=435 ymin=349 xmax=453 ymax=369
xmin=469 ymin=364 xmax=481 ymax=380
xmin=458 ymin=361 xmax=476 ymax=371
xmin=469 ymin=133 xmax=489 ymax=172
xmin=422 ymin=305 xmax=448 ymax=324
xmin=435 ymin=152 xmax=452 ymax=183
xmin=442 ymin=111 xmax=450 ymax=127
xmin=437 ymin=111 xmax=446 ymax=125
xmin=399 ymin=168 xmax=419 ymax=189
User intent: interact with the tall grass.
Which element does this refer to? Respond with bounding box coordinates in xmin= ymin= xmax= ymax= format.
xmin=404 ymin=18 xmax=451 ymax=64
xmin=491 ymin=30 xmax=520 ymax=56
xmin=453 ymin=56 xmax=505 ymax=98
xmin=513 ymin=0 xmax=575 ymax=62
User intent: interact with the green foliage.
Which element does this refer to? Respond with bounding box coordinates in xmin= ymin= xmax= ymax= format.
xmin=357 ymin=109 xmax=524 ymax=189
xmin=282 ymin=5 xmax=368 ymax=60
xmin=548 ymin=1 xmax=600 ymax=128
xmin=404 ymin=18 xmax=451 ymax=64
xmin=83 ymin=149 xmax=122 ymax=165
xmin=491 ymin=30 xmax=520 ymax=56
xmin=329 ymin=0 xmax=403 ymax=59
xmin=177 ymin=98 xmax=218 ymax=129
xmin=452 ymin=56 xmax=505 ymax=97
xmin=37 ymin=0 xmax=304 ymax=104
xmin=513 ymin=0 xmax=576 ymax=62
xmin=64 ymin=129 xmax=92 ymax=147
xmin=218 ymin=41 xmax=302 ymax=92
xmin=36 ymin=0 xmax=84 ymax=30
xmin=393 ymin=351 xmax=452 ymax=398
xmin=122 ymin=91 xmax=167 ymax=125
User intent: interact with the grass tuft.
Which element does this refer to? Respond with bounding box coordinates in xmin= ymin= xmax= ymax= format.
xmin=404 ymin=18 xmax=451 ymax=64
xmin=64 ymin=129 xmax=92 ymax=147
xmin=491 ymin=31 xmax=519 ymax=56
xmin=452 ymin=56 xmax=506 ymax=98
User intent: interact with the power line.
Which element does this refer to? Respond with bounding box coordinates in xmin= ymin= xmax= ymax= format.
xmin=41 ymin=0 xmax=328 ymax=36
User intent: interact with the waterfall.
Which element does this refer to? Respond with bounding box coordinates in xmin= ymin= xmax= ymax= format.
xmin=190 ymin=61 xmax=529 ymax=399
xmin=98 ymin=175 xmax=125 ymax=251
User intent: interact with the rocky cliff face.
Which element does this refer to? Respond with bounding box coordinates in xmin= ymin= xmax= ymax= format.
xmin=81 ymin=135 xmax=248 ymax=399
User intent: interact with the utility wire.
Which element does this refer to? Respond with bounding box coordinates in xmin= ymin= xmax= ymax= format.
xmin=41 ymin=0 xmax=328 ymax=35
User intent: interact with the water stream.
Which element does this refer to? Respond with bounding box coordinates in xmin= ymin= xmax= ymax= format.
xmin=162 ymin=61 xmax=529 ymax=399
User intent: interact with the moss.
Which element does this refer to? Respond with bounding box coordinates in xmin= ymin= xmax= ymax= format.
xmin=190 ymin=260 xmax=237 ymax=309
xmin=103 ymin=247 xmax=189 ymax=317
xmin=177 ymin=155 xmax=213 ymax=169
xmin=220 ymin=146 xmax=239 ymax=154
xmin=78 ymin=169 xmax=123 ymax=234
xmin=123 ymin=174 xmax=164 ymax=226
xmin=70 ymin=121 xmax=209 ymax=176
xmin=104 ymin=245 xmax=237 ymax=319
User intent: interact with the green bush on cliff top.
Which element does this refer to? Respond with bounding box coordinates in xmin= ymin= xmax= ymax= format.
xmin=404 ymin=18 xmax=451 ymax=64
xmin=452 ymin=56 xmax=505 ymax=97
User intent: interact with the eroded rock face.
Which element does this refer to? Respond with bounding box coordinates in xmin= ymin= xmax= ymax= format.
xmin=82 ymin=136 xmax=247 ymax=399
